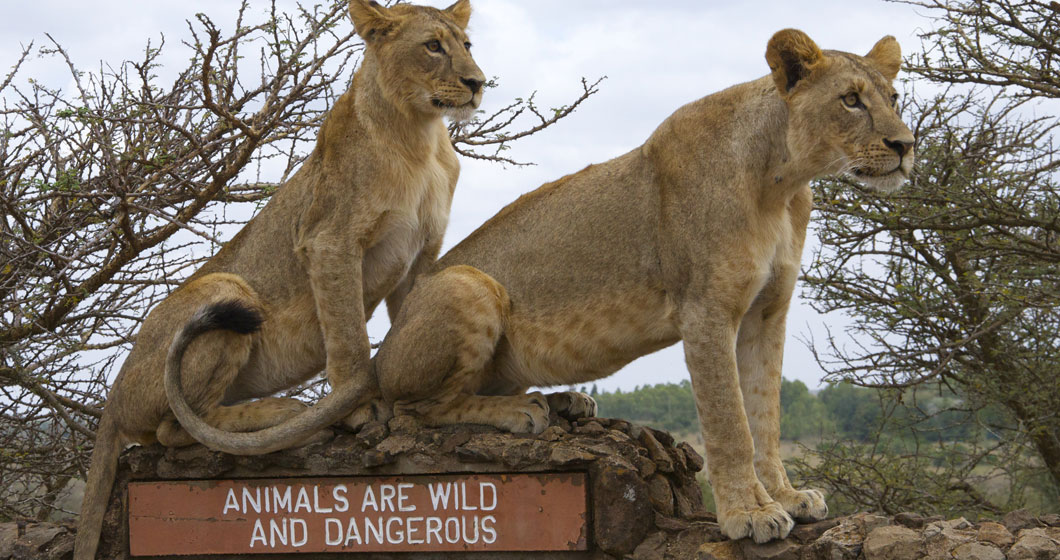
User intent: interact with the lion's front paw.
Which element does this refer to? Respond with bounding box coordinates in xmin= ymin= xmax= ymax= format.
xmin=772 ymin=487 xmax=828 ymax=523
xmin=718 ymin=501 xmax=794 ymax=543
xmin=545 ymin=391 xmax=597 ymax=420
xmin=502 ymin=392 xmax=550 ymax=434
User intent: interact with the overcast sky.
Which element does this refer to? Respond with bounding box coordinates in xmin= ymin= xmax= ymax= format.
xmin=1 ymin=1 xmax=930 ymax=391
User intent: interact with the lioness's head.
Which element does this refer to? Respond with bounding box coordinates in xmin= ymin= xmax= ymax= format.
xmin=766 ymin=29 xmax=915 ymax=192
xmin=349 ymin=0 xmax=485 ymax=121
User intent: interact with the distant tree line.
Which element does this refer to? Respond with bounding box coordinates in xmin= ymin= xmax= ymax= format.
xmin=589 ymin=378 xmax=966 ymax=443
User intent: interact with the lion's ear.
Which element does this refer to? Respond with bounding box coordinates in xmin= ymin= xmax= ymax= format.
xmin=349 ymin=0 xmax=398 ymax=42
xmin=444 ymin=0 xmax=472 ymax=29
xmin=765 ymin=29 xmax=825 ymax=95
xmin=865 ymin=36 xmax=902 ymax=81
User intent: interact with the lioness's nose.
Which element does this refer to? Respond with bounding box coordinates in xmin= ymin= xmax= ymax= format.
xmin=884 ymin=137 xmax=914 ymax=158
xmin=461 ymin=76 xmax=483 ymax=94
xmin=460 ymin=76 xmax=485 ymax=93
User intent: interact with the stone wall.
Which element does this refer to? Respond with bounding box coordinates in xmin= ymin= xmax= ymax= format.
xmin=2 ymin=415 xmax=1058 ymax=559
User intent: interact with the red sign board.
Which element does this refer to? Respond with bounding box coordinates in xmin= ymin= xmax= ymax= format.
xmin=128 ymin=473 xmax=587 ymax=555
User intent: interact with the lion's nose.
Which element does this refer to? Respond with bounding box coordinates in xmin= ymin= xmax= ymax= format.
xmin=884 ymin=137 xmax=914 ymax=158
xmin=460 ymin=77 xmax=483 ymax=95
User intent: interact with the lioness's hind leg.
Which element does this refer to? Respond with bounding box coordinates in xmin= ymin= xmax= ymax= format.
xmin=398 ymin=392 xmax=550 ymax=434
xmin=545 ymin=391 xmax=597 ymax=420
xmin=157 ymin=398 xmax=309 ymax=447
xmin=377 ymin=266 xmax=547 ymax=432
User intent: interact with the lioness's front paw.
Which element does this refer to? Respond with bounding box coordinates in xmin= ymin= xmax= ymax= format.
xmin=719 ymin=501 xmax=794 ymax=543
xmin=502 ymin=392 xmax=550 ymax=434
xmin=545 ymin=391 xmax=597 ymax=420
xmin=772 ymin=487 xmax=828 ymax=523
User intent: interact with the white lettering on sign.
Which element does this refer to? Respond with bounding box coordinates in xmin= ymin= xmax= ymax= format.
xmin=221 ymin=480 xmax=539 ymax=550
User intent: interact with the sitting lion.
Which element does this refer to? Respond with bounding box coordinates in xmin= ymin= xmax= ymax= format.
xmin=366 ymin=29 xmax=914 ymax=543
xmin=74 ymin=1 xmax=484 ymax=558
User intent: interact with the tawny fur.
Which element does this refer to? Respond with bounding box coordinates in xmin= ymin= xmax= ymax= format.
xmin=365 ymin=30 xmax=915 ymax=544
xmin=73 ymin=2 xmax=484 ymax=558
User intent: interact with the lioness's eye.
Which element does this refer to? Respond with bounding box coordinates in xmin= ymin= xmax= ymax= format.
xmin=842 ymin=92 xmax=861 ymax=108
xmin=464 ymin=41 xmax=472 ymax=51
xmin=425 ymin=40 xmax=443 ymax=53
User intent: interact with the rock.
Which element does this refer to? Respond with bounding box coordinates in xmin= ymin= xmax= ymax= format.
xmin=634 ymin=454 xmax=658 ymax=478
xmin=977 ymin=521 xmax=1015 ymax=548
xmin=811 ymin=519 xmax=864 ymax=560
xmin=10 ymin=523 xmax=71 ymax=560
xmin=354 ymin=421 xmax=389 ymax=447
xmin=386 ymin=414 xmax=421 ymax=433
xmin=548 ymin=444 xmax=597 ymax=466
xmin=453 ymin=443 xmax=494 ymax=463
xmin=853 ymin=513 xmax=892 ymax=535
xmin=894 ymin=512 xmax=926 ymax=529
xmin=672 ymin=478 xmax=705 ymax=518
xmin=1039 ymin=513 xmax=1060 ymax=528
xmin=739 ymin=538 xmax=801 ymax=560
xmin=696 ymin=540 xmax=743 ymax=560
xmin=1003 ymin=509 xmax=1041 ymax=533
xmin=647 ymin=475 xmax=675 ymax=516
xmin=630 ymin=531 xmax=670 ymax=560
xmin=638 ymin=428 xmax=675 ymax=473
xmin=862 ymin=525 xmax=922 ymax=560
xmin=1008 ymin=528 xmax=1060 ymax=560
xmin=500 ymin=438 xmax=548 ymax=468
xmin=923 ymin=519 xmax=976 ymax=560
xmin=947 ymin=517 xmax=974 ymax=530
xmin=952 ymin=542 xmax=1006 ymax=560
xmin=360 ymin=448 xmax=393 ymax=468
xmin=537 ymin=425 xmax=567 ymax=442
xmin=573 ymin=420 xmax=607 ymax=435
xmin=591 ymin=461 xmax=653 ymax=556
xmin=788 ymin=518 xmax=840 ymax=544
xmin=376 ymin=433 xmax=417 ymax=456
xmin=0 ymin=523 xmax=17 ymax=558
xmin=678 ymin=441 xmax=705 ymax=472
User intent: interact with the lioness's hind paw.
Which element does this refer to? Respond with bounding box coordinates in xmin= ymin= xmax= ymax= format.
xmin=774 ymin=487 xmax=828 ymax=523
xmin=719 ymin=501 xmax=794 ymax=543
xmin=545 ymin=391 xmax=597 ymax=420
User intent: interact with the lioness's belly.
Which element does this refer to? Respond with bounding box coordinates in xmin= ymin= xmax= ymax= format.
xmin=496 ymin=290 xmax=680 ymax=387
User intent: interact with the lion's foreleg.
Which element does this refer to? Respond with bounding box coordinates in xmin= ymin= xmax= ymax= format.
xmin=680 ymin=297 xmax=794 ymax=544
xmin=303 ymin=235 xmax=372 ymax=390
xmin=737 ymin=280 xmax=828 ymax=523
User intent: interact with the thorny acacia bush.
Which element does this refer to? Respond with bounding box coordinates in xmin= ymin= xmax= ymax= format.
xmin=0 ymin=1 xmax=599 ymax=520
xmin=793 ymin=0 xmax=1060 ymax=516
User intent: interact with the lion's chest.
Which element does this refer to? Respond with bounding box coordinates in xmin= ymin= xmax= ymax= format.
xmin=362 ymin=147 xmax=456 ymax=301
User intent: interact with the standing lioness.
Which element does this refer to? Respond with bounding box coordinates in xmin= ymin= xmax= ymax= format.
xmin=74 ymin=1 xmax=484 ymax=558
xmin=369 ymin=29 xmax=914 ymax=543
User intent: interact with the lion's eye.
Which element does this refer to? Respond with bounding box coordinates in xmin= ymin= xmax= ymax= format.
xmin=842 ymin=92 xmax=862 ymax=108
xmin=464 ymin=41 xmax=472 ymax=51
xmin=891 ymin=93 xmax=900 ymax=108
xmin=425 ymin=40 xmax=443 ymax=53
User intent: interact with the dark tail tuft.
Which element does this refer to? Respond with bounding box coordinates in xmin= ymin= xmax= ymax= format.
xmin=195 ymin=300 xmax=264 ymax=335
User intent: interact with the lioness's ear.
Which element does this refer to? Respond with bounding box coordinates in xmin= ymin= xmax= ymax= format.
xmin=865 ymin=36 xmax=902 ymax=81
xmin=765 ymin=29 xmax=825 ymax=95
xmin=444 ymin=0 xmax=472 ymax=29
xmin=349 ymin=0 xmax=397 ymax=42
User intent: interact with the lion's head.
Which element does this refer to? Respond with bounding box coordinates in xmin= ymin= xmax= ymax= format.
xmin=766 ymin=29 xmax=915 ymax=192
xmin=349 ymin=0 xmax=485 ymax=121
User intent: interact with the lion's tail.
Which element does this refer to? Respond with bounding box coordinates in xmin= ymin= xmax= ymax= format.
xmin=164 ymin=300 xmax=366 ymax=455
xmin=74 ymin=413 xmax=121 ymax=560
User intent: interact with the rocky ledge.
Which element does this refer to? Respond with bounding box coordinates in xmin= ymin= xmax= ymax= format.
xmin=1 ymin=415 xmax=1057 ymax=559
